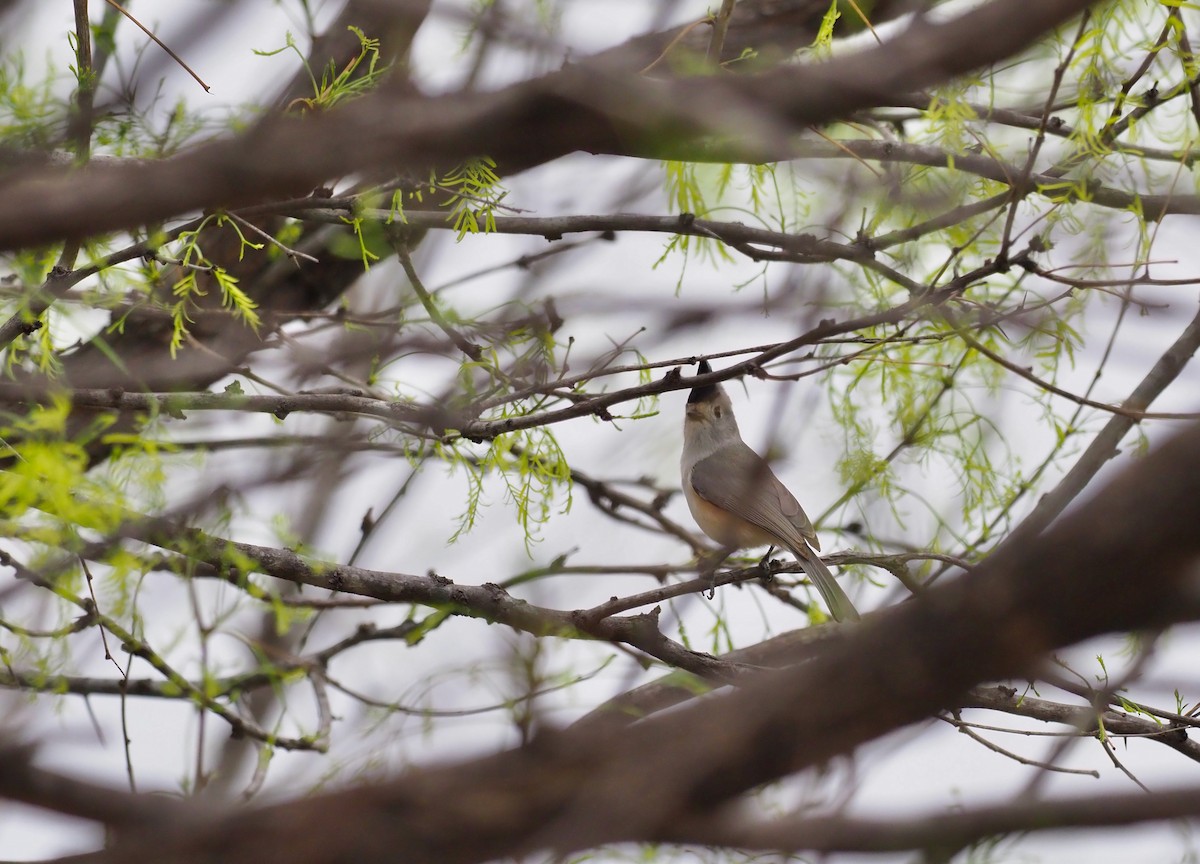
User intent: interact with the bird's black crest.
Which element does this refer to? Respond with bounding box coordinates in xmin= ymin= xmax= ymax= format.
xmin=688 ymin=359 xmax=720 ymax=404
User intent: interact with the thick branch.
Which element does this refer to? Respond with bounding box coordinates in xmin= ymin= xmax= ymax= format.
xmin=0 ymin=0 xmax=1097 ymax=251
xmin=0 ymin=743 xmax=185 ymax=828
xmin=677 ymin=784 xmax=1200 ymax=854
xmin=32 ymin=416 xmax=1200 ymax=864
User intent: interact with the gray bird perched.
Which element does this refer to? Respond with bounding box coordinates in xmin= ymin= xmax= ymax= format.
xmin=680 ymin=360 xmax=860 ymax=622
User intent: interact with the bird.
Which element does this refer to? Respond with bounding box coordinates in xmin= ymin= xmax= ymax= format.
xmin=680 ymin=359 xmax=860 ymax=622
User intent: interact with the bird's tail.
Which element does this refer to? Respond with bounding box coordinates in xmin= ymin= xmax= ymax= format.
xmin=793 ymin=548 xmax=860 ymax=623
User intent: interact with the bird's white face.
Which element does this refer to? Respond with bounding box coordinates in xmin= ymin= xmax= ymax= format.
xmin=683 ymin=387 xmax=740 ymax=459
xmin=684 ymin=389 xmax=733 ymax=424
xmin=684 ymin=401 xmax=711 ymax=423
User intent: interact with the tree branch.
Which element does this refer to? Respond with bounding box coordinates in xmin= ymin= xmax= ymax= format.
xmin=0 ymin=0 xmax=1098 ymax=251
xmin=29 ymin=415 xmax=1200 ymax=864
xmin=674 ymin=784 xmax=1200 ymax=854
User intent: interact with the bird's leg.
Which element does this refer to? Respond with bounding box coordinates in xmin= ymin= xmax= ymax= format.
xmin=757 ymin=545 xmax=777 ymax=581
xmin=699 ymin=547 xmax=732 ymax=599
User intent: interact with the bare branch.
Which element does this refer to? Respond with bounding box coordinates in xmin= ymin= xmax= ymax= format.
xmin=0 ymin=0 xmax=1096 ymax=251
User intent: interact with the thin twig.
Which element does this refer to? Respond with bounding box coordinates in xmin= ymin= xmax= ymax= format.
xmin=393 ymin=241 xmax=483 ymax=361
xmin=945 ymin=711 xmax=1100 ymax=777
xmin=224 ymin=212 xmax=319 ymax=263
xmin=101 ymin=0 xmax=211 ymax=91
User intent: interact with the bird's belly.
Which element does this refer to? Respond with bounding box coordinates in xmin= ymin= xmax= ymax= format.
xmin=683 ymin=482 xmax=776 ymax=550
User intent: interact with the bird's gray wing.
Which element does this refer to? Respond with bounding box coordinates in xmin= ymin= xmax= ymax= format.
xmin=689 ymin=441 xmax=820 ymax=552
xmin=691 ymin=443 xmax=859 ymax=622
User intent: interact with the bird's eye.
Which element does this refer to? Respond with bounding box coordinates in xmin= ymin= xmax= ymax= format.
xmin=713 ymin=405 xmax=723 ymax=418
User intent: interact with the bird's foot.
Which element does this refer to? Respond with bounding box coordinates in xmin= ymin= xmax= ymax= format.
xmin=757 ymin=548 xmax=777 ymax=582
